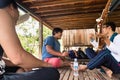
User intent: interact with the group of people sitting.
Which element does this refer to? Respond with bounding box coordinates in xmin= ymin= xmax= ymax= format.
xmin=0 ymin=0 xmax=120 ymax=80
xmin=42 ymin=22 xmax=120 ymax=78
xmin=68 ymin=48 xmax=88 ymax=59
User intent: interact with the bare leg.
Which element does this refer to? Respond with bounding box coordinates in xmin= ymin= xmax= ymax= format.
xmin=101 ymin=66 xmax=113 ymax=78
xmin=16 ymin=68 xmax=26 ymax=73
xmin=78 ymin=64 xmax=87 ymax=71
xmin=60 ymin=60 xmax=71 ymax=67
xmin=78 ymin=65 xmax=113 ymax=78
xmin=16 ymin=68 xmax=32 ymax=73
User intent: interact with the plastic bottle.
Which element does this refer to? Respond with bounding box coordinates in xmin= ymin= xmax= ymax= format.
xmin=73 ymin=58 xmax=79 ymax=76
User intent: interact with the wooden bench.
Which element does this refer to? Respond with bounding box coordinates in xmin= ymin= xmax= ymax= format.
xmin=58 ymin=67 xmax=120 ymax=80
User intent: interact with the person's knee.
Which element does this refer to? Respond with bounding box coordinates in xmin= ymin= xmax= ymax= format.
xmin=49 ymin=58 xmax=62 ymax=68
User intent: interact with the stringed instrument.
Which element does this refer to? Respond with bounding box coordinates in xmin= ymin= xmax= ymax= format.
xmin=96 ymin=0 xmax=112 ymax=51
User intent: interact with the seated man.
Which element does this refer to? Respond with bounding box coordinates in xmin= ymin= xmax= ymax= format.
xmin=0 ymin=0 xmax=59 ymax=80
xmin=68 ymin=49 xmax=78 ymax=59
xmin=42 ymin=28 xmax=70 ymax=68
xmin=77 ymin=47 xmax=88 ymax=59
xmin=68 ymin=48 xmax=88 ymax=59
xmin=77 ymin=22 xmax=120 ymax=78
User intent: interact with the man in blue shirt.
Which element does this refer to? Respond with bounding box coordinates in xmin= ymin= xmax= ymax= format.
xmin=42 ymin=28 xmax=69 ymax=67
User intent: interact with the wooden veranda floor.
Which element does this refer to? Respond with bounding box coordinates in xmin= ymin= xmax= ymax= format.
xmin=58 ymin=67 xmax=120 ymax=80
xmin=58 ymin=59 xmax=120 ymax=80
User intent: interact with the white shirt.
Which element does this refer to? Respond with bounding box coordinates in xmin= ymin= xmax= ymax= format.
xmin=0 ymin=60 xmax=5 ymax=75
xmin=90 ymin=34 xmax=120 ymax=62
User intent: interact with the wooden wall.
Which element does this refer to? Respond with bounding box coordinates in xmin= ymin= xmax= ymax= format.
xmin=62 ymin=29 xmax=95 ymax=47
xmin=62 ymin=27 xmax=120 ymax=48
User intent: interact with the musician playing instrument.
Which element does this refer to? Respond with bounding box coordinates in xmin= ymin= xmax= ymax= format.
xmin=78 ymin=22 xmax=120 ymax=78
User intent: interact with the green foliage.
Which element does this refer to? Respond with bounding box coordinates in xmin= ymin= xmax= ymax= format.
xmin=16 ymin=15 xmax=52 ymax=56
xmin=16 ymin=16 xmax=39 ymax=56
xmin=43 ymin=26 xmax=52 ymax=40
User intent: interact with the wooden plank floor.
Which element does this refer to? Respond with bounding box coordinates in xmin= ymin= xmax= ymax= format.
xmin=58 ymin=67 xmax=120 ymax=80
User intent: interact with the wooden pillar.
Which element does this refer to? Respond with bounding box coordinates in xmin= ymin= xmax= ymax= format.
xmin=39 ymin=22 xmax=43 ymax=59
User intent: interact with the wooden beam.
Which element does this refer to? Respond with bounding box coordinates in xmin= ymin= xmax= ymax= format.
xmin=22 ymin=0 xmax=54 ymax=3
xmin=30 ymin=0 xmax=107 ymax=9
xmin=35 ymin=4 xmax=105 ymax=14
xmin=40 ymin=10 xmax=101 ymax=18
xmin=16 ymin=0 xmax=53 ymax=29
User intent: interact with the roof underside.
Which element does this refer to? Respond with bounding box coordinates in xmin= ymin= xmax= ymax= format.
xmin=16 ymin=0 xmax=120 ymax=30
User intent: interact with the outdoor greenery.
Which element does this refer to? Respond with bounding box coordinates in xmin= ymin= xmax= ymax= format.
xmin=43 ymin=25 xmax=52 ymax=40
xmin=16 ymin=14 xmax=52 ymax=57
xmin=16 ymin=9 xmax=66 ymax=57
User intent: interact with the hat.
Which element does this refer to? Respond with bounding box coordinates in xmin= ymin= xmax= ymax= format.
xmin=0 ymin=0 xmax=13 ymax=8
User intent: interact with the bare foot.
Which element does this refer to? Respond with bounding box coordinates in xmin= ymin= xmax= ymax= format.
xmin=61 ymin=60 xmax=71 ymax=67
xmin=101 ymin=66 xmax=113 ymax=78
xmin=105 ymin=69 xmax=113 ymax=78
xmin=78 ymin=65 xmax=87 ymax=71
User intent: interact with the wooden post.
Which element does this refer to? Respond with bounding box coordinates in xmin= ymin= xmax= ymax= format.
xmin=38 ymin=22 xmax=43 ymax=59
